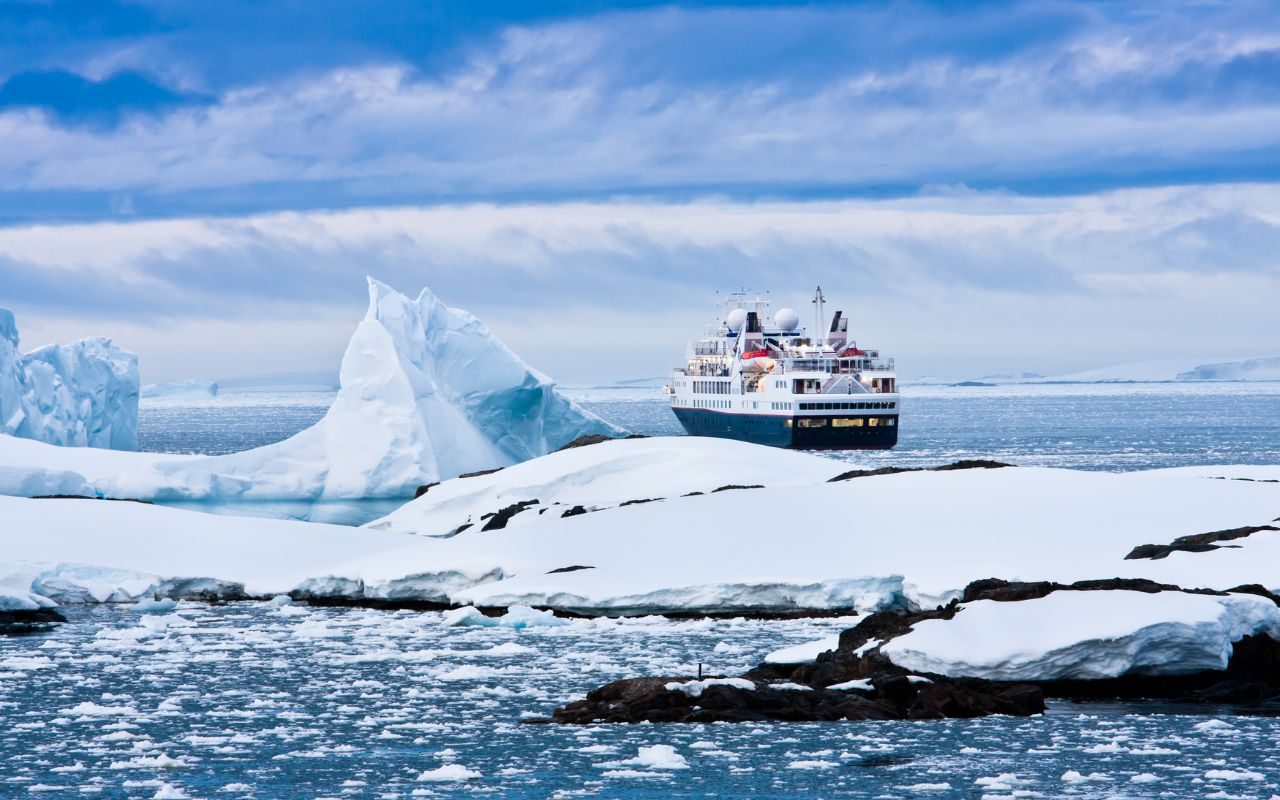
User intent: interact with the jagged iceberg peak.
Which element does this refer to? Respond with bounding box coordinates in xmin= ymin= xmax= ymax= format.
xmin=334 ymin=277 xmax=623 ymax=485
xmin=0 ymin=307 xmax=139 ymax=450
xmin=87 ymin=279 xmax=622 ymax=502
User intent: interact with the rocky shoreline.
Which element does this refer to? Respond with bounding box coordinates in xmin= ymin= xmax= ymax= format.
xmin=547 ymin=578 xmax=1280 ymax=724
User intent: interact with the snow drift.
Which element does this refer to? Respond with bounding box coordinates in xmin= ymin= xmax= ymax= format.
xmin=0 ymin=308 xmax=138 ymax=450
xmin=881 ymin=591 xmax=1280 ymax=681
xmin=0 ymin=279 xmax=620 ymax=503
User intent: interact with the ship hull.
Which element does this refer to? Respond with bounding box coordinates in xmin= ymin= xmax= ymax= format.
xmin=672 ymin=408 xmax=898 ymax=450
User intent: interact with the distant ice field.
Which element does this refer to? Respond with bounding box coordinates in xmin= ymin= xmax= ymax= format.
xmin=139 ymin=382 xmax=1280 ymax=471
xmin=4 ymin=603 xmax=1278 ymax=799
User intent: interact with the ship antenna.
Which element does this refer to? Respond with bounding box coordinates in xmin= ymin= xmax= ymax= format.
xmin=812 ymin=286 xmax=826 ymax=347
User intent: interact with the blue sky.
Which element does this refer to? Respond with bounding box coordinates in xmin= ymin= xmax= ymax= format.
xmin=1 ymin=0 xmax=1278 ymax=381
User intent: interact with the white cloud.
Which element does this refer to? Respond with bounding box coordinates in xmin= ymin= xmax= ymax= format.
xmin=1 ymin=184 xmax=1277 ymax=382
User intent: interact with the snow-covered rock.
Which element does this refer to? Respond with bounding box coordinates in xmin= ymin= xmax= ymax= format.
xmin=881 ymin=591 xmax=1280 ymax=681
xmin=0 ymin=279 xmax=619 ymax=503
xmin=0 ymin=308 xmax=139 ymax=450
xmin=366 ymin=436 xmax=846 ymax=537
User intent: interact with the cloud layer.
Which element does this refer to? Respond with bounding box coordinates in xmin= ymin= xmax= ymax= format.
xmin=1 ymin=2 xmax=1279 ymax=217
xmin=3 ymin=185 xmax=1277 ymax=381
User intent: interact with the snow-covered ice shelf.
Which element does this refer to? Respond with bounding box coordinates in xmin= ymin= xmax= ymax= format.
xmin=3 ymin=442 xmax=1278 ymax=616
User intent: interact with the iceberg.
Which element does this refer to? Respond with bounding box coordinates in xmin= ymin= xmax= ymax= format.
xmin=0 ymin=278 xmax=621 ymax=504
xmin=0 ymin=308 xmax=139 ymax=450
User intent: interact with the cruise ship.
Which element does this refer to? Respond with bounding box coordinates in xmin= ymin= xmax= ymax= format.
xmin=668 ymin=288 xmax=899 ymax=449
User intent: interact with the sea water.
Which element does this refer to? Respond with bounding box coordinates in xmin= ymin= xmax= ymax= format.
xmin=139 ymin=381 xmax=1280 ymax=470
xmin=62 ymin=382 xmax=1278 ymax=798
xmin=4 ymin=603 xmax=1277 ymax=799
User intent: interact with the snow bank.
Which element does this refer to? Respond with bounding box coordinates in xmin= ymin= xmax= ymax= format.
xmin=3 ymin=459 xmax=1279 ymax=618
xmin=881 ymin=591 xmax=1280 ymax=681
xmin=764 ymin=635 xmax=840 ymax=664
xmin=366 ymin=436 xmax=845 ymax=537
xmin=0 ymin=308 xmax=138 ymax=450
xmin=0 ymin=279 xmax=619 ymax=503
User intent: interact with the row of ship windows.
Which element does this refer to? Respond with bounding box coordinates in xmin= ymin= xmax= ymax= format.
xmin=691 ymin=380 xmax=730 ymax=394
xmin=800 ymin=401 xmax=895 ymax=411
xmin=690 ymin=399 xmax=731 ymax=409
xmin=798 ymin=417 xmax=896 ymax=428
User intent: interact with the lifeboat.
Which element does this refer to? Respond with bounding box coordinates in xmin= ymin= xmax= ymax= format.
xmin=739 ymin=349 xmax=776 ymax=372
xmin=840 ymin=346 xmax=867 ymax=357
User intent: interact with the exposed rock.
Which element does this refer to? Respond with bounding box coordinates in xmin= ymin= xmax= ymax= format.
xmin=413 ymin=482 xmax=440 ymax=498
xmin=546 ymin=565 xmax=595 ymax=574
xmin=711 ymin=484 xmax=765 ymax=493
xmin=555 ymin=433 xmax=647 ymax=452
xmin=560 ymin=505 xmax=588 ymax=518
xmin=829 ymin=459 xmax=1012 ymax=482
xmin=961 ymin=577 xmax=1232 ymax=603
xmin=458 ymin=467 xmax=505 ymax=480
xmin=0 ymin=607 xmax=67 ymax=635
xmin=480 ymin=499 xmax=539 ymax=531
xmin=551 ymin=605 xmax=1044 ymax=724
xmin=618 ymin=498 xmax=661 ymax=507
xmin=1125 ymin=524 xmax=1280 ymax=560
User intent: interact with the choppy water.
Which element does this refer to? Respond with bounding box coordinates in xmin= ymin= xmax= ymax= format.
xmin=5 ymin=603 xmax=1278 ymax=800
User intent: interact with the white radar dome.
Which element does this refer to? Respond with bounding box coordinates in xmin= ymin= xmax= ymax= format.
xmin=774 ymin=308 xmax=800 ymax=331
xmin=725 ymin=308 xmax=748 ymax=331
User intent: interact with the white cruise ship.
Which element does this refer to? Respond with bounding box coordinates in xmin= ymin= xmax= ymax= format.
xmin=667 ymin=288 xmax=899 ymax=449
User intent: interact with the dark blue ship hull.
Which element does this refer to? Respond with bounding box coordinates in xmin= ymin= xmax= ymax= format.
xmin=672 ymin=408 xmax=898 ymax=450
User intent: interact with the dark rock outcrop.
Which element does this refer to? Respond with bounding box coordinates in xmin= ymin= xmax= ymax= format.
xmin=0 ymin=607 xmax=67 ymax=635
xmin=1125 ymin=524 xmax=1280 ymax=561
xmin=550 ymin=605 xmax=1045 ymax=724
xmin=829 ymin=459 xmax=1011 ymax=483
xmin=555 ymin=433 xmax=647 ymax=452
xmin=480 ymin=499 xmax=539 ymax=531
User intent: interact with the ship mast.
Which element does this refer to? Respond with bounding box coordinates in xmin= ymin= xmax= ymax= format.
xmin=812 ymin=286 xmax=826 ymax=347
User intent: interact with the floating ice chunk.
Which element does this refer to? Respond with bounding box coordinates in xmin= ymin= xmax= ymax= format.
xmin=1204 ymin=769 xmax=1264 ymax=781
xmin=904 ymin=784 xmax=951 ymax=791
xmin=1062 ymin=770 xmax=1111 ymax=783
xmin=1130 ymin=774 xmax=1159 ymax=783
xmin=416 ymin=764 xmax=482 ymax=782
xmin=609 ymin=745 xmax=689 ymax=770
xmin=62 ymin=702 xmax=137 ymax=717
xmin=440 ymin=605 xmax=566 ymax=629
xmin=499 ymin=605 xmax=567 ymax=629
xmin=152 ymin=784 xmax=190 ymax=799
xmin=788 ymin=760 xmax=838 ymax=769
xmin=131 ymin=598 xmax=178 ymax=614
xmin=664 ymin=678 xmax=755 ymax=698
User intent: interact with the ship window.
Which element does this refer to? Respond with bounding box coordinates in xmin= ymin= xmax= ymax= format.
xmin=889 ymin=402 xmax=896 ymax=409
xmin=833 ymin=418 xmax=863 ymax=428
xmin=798 ymin=418 xmax=827 ymax=428
xmin=868 ymin=417 xmax=879 ymax=427
xmin=887 ymin=418 xmax=896 ymax=426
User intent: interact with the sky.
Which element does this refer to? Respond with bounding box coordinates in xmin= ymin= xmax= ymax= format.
xmin=1 ymin=0 xmax=1277 ymax=383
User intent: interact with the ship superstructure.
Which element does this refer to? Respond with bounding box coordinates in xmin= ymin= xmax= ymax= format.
xmin=667 ymin=288 xmax=899 ymax=449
